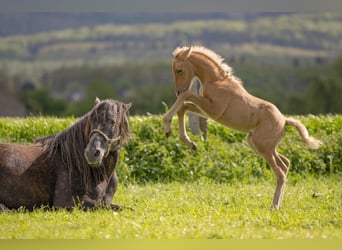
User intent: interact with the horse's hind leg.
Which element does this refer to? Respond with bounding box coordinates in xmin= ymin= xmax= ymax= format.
xmin=248 ymin=133 xmax=288 ymax=210
xmin=177 ymin=102 xmax=196 ymax=149
xmin=262 ymin=151 xmax=288 ymax=210
xmin=273 ymin=153 xmax=291 ymax=205
xmin=275 ymin=153 xmax=290 ymax=176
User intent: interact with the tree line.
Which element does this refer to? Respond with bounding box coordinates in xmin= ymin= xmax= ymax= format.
xmin=1 ymin=54 xmax=341 ymax=117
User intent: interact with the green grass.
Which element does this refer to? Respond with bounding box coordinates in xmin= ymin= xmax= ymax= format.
xmin=0 ymin=178 xmax=341 ymax=239
xmin=0 ymin=115 xmax=341 ymax=238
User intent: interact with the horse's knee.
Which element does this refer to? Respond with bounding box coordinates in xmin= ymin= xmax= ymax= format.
xmin=176 ymin=108 xmax=185 ymax=116
xmin=163 ymin=115 xmax=171 ymax=125
xmin=177 ymin=103 xmax=191 ymax=116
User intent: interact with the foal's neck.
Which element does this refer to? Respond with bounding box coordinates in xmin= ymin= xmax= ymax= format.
xmin=189 ymin=54 xmax=227 ymax=85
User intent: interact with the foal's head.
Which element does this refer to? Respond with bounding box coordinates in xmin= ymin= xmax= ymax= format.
xmin=172 ymin=46 xmax=196 ymax=97
xmin=84 ymin=98 xmax=131 ymax=167
xmin=172 ymin=46 xmax=238 ymax=97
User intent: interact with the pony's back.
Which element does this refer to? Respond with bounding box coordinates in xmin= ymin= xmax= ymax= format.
xmin=0 ymin=143 xmax=43 ymax=175
xmin=0 ymin=143 xmax=52 ymax=209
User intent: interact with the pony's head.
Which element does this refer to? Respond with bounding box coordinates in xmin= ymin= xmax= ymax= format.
xmin=84 ymin=98 xmax=131 ymax=167
xmin=172 ymin=46 xmax=195 ymax=97
xmin=172 ymin=46 xmax=239 ymax=97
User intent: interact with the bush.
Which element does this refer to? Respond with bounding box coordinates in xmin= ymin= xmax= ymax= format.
xmin=0 ymin=115 xmax=341 ymax=183
xmin=119 ymin=115 xmax=342 ymax=183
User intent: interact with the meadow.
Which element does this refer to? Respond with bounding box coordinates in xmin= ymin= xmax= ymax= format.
xmin=0 ymin=179 xmax=341 ymax=239
xmin=0 ymin=114 xmax=341 ymax=239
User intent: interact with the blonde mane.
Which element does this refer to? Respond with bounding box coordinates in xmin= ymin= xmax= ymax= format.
xmin=173 ymin=46 xmax=241 ymax=84
xmin=166 ymin=45 xmax=322 ymax=210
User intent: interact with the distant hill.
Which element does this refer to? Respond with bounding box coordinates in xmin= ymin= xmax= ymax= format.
xmin=0 ymin=12 xmax=283 ymax=37
xmin=1 ymin=13 xmax=341 ymax=116
xmin=0 ymin=12 xmax=341 ymax=76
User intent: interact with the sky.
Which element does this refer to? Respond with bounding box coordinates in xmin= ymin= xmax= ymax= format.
xmin=0 ymin=0 xmax=341 ymax=12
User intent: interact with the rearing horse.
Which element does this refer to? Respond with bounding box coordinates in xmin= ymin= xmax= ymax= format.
xmin=163 ymin=46 xmax=322 ymax=210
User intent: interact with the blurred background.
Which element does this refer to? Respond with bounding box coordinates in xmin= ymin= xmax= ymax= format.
xmin=0 ymin=10 xmax=342 ymax=117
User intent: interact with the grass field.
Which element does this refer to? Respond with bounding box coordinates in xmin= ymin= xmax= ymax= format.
xmin=0 ymin=177 xmax=341 ymax=239
xmin=0 ymin=115 xmax=341 ymax=239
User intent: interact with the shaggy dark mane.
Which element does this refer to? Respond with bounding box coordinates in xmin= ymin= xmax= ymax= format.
xmin=0 ymin=98 xmax=131 ymax=211
xmin=40 ymin=99 xmax=130 ymax=191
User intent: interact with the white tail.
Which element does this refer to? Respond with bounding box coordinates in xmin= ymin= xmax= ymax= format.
xmin=285 ymin=118 xmax=322 ymax=149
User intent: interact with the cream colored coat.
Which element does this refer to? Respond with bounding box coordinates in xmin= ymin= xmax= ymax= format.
xmin=163 ymin=46 xmax=322 ymax=209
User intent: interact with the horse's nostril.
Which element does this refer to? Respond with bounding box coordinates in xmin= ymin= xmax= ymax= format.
xmin=94 ymin=149 xmax=100 ymax=157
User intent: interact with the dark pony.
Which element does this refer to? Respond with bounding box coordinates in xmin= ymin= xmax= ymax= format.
xmin=0 ymin=98 xmax=131 ymax=211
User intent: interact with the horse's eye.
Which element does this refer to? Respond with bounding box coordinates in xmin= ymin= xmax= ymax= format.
xmin=176 ymin=68 xmax=183 ymax=74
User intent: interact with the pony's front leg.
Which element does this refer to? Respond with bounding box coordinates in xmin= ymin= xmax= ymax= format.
xmin=103 ymin=173 xmax=130 ymax=211
xmin=163 ymin=94 xmax=189 ymax=137
xmin=177 ymin=102 xmax=198 ymax=150
xmin=177 ymin=101 xmax=209 ymax=149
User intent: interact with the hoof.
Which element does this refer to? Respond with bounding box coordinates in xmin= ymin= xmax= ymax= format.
xmin=191 ymin=143 xmax=197 ymax=151
xmin=110 ymin=204 xmax=134 ymax=211
xmin=270 ymin=204 xmax=280 ymax=211
xmin=0 ymin=203 xmax=11 ymax=212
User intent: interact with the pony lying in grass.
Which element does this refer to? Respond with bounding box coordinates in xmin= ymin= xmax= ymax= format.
xmin=0 ymin=98 xmax=131 ymax=211
xmin=163 ymin=46 xmax=322 ymax=209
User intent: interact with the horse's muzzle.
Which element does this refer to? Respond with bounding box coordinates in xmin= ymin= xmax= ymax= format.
xmin=176 ymin=88 xmax=187 ymax=97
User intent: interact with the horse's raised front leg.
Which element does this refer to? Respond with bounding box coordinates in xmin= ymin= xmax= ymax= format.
xmin=163 ymin=98 xmax=183 ymax=137
xmin=177 ymin=101 xmax=207 ymax=150
xmin=163 ymin=91 xmax=219 ymax=137
xmin=182 ymin=90 xmax=225 ymax=120
xmin=163 ymin=91 xmax=194 ymax=137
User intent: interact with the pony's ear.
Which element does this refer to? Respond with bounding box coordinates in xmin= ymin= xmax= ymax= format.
xmin=183 ymin=46 xmax=192 ymax=58
xmin=124 ymin=102 xmax=132 ymax=111
xmin=173 ymin=46 xmax=192 ymax=59
xmin=95 ymin=97 xmax=101 ymax=105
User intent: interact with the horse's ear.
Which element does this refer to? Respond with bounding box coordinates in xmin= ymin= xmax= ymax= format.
xmin=173 ymin=46 xmax=192 ymax=59
xmin=95 ymin=97 xmax=101 ymax=105
xmin=184 ymin=46 xmax=192 ymax=58
xmin=124 ymin=102 xmax=132 ymax=111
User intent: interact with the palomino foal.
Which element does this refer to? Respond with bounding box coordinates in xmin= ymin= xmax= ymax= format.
xmin=163 ymin=46 xmax=322 ymax=210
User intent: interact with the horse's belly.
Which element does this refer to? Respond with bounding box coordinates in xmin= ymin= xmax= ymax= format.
xmin=0 ymin=174 xmax=51 ymax=209
xmin=217 ymin=115 xmax=251 ymax=133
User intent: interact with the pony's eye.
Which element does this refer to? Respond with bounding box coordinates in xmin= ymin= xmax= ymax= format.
xmin=176 ymin=68 xmax=183 ymax=74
